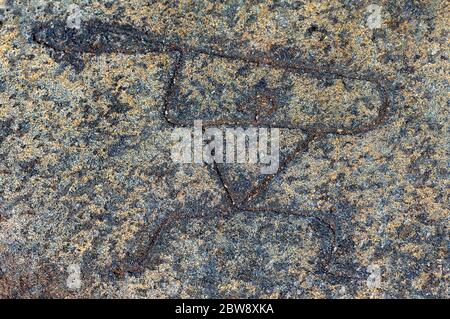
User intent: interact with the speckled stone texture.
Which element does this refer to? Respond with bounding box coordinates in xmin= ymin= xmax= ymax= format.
xmin=0 ymin=0 xmax=448 ymax=298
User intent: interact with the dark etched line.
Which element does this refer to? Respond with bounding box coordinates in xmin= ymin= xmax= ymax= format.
xmin=122 ymin=209 xmax=221 ymax=275
xmin=32 ymin=19 xmax=397 ymax=279
xmin=32 ymin=19 xmax=394 ymax=134
xmin=239 ymin=132 xmax=322 ymax=207
xmin=118 ymin=206 xmax=336 ymax=277
xmin=162 ymin=50 xmax=185 ymax=127
xmin=32 ymin=20 xmax=381 ymax=83
xmin=212 ymin=162 xmax=237 ymax=207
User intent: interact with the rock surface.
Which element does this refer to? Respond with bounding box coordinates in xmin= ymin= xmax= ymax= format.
xmin=0 ymin=0 xmax=448 ymax=298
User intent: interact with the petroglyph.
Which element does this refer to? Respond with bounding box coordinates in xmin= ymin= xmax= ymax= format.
xmin=32 ymin=19 xmax=396 ymax=276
